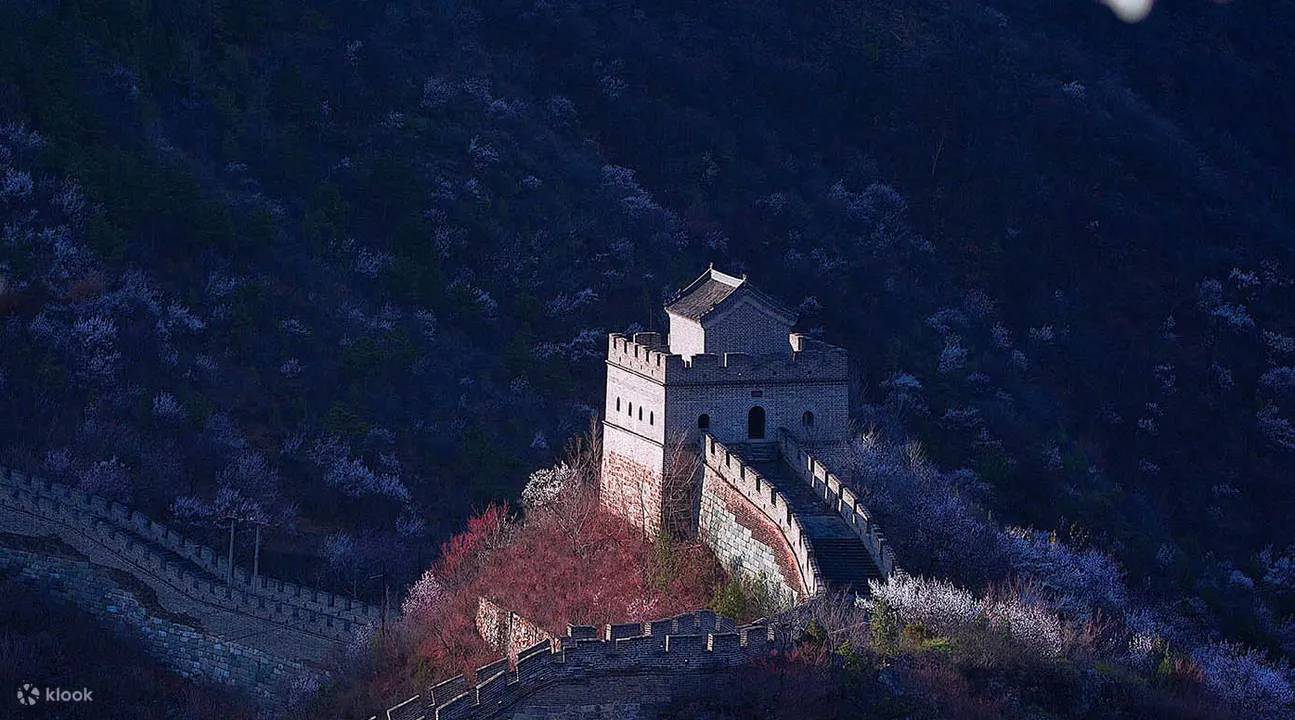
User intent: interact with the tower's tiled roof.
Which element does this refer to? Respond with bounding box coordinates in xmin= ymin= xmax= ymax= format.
xmin=665 ymin=266 xmax=797 ymax=322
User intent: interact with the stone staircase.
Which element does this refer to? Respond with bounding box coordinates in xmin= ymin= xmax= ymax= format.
xmin=732 ymin=443 xmax=882 ymax=595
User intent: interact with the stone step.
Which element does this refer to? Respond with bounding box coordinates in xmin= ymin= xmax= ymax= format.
xmin=731 ymin=442 xmax=779 ymax=463
xmin=730 ymin=446 xmax=881 ymax=596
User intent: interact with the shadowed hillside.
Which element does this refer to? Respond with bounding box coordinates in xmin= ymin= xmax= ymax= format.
xmin=1 ymin=0 xmax=1293 ymax=717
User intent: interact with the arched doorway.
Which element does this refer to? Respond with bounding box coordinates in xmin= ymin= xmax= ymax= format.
xmin=747 ymin=406 xmax=766 ymax=440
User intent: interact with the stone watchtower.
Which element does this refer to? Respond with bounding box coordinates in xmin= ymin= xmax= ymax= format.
xmin=600 ymin=266 xmax=850 ymax=537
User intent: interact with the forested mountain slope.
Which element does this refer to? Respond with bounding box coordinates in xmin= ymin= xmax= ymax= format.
xmin=2 ymin=0 xmax=1293 ymax=694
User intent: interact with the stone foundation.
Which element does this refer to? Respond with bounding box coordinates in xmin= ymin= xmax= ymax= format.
xmin=698 ymin=469 xmax=803 ymax=602
xmin=476 ymin=597 xmax=554 ymax=661
xmin=599 ymin=448 xmax=664 ymax=536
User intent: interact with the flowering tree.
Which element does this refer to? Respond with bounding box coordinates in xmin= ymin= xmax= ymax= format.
xmin=868 ymin=573 xmax=1077 ymax=661
xmin=1194 ymin=641 xmax=1295 ymax=717
xmin=520 ymin=463 xmax=576 ymax=510
xmin=172 ymin=485 xmax=270 ymax=583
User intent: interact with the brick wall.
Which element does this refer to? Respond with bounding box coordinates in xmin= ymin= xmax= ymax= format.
xmin=698 ymin=298 xmax=794 ymax=356
xmin=369 ymin=610 xmax=791 ymax=720
xmin=475 ymin=597 xmax=554 ymax=661
xmin=0 ymin=544 xmax=320 ymax=706
xmin=604 ymin=354 xmax=666 ymax=443
xmin=599 ymin=442 xmax=665 ymax=536
xmin=667 ymin=377 xmax=848 ymax=447
xmin=666 ymin=313 xmax=706 ymax=358
xmin=698 ymin=470 xmax=802 ymax=603
xmin=697 ymin=437 xmax=821 ymax=600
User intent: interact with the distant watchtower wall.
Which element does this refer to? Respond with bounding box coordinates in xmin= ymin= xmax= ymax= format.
xmin=600 ymin=268 xmax=852 ymax=537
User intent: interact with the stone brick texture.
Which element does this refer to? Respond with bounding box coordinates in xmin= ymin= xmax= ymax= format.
xmin=698 ymin=469 xmax=803 ymax=603
xmin=684 ymin=297 xmax=793 ymax=357
xmin=0 ymin=465 xmax=379 ymax=703
xmin=0 ymin=543 xmax=319 ymax=706
xmin=476 ymin=596 xmax=555 ymax=661
xmin=697 ymin=437 xmax=822 ymax=598
xmin=370 ymin=610 xmax=792 ymax=720
xmin=598 ymin=447 xmax=664 ymax=536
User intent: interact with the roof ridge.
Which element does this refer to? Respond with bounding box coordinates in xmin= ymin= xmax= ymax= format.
xmin=665 ymin=266 xmax=796 ymax=322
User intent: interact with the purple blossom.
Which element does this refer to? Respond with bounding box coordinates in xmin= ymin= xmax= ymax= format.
xmin=77 ymin=457 xmax=131 ymax=501
xmin=938 ymin=335 xmax=967 ymax=374
xmin=1003 ymin=527 xmax=1126 ymax=617
xmin=1257 ymin=406 xmax=1295 ymax=451
xmin=1 ymin=168 xmax=33 ymax=200
xmin=1194 ymin=641 xmax=1294 ymax=716
xmin=151 ymin=392 xmax=185 ymax=420
xmin=1212 ymin=303 xmax=1255 ymax=331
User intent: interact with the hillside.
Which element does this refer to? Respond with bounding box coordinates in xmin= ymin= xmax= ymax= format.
xmin=2 ymin=0 xmax=1293 ymax=717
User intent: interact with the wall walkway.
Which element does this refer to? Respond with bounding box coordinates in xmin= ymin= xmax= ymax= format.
xmin=0 ymin=466 xmax=379 ymax=701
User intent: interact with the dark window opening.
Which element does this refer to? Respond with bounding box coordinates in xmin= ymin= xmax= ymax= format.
xmin=638 ymin=407 xmax=643 ymax=421
xmin=616 ymin=398 xmax=621 ymax=412
xmin=649 ymin=411 xmax=654 ymax=425
xmin=748 ymin=406 xmax=766 ymax=440
xmin=698 ymin=414 xmax=710 ymax=430
xmin=802 ymin=411 xmax=815 ymax=427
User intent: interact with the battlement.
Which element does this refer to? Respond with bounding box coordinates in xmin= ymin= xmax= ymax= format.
xmin=607 ymin=332 xmax=847 ymax=386
xmin=369 ymin=610 xmax=789 ymax=720
xmin=701 ymin=436 xmax=824 ymax=598
xmin=777 ymin=432 xmax=898 ymax=578
xmin=0 ymin=466 xmax=378 ymax=636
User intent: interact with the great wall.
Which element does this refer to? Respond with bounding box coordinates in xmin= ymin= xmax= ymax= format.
xmin=0 ymin=465 xmax=377 ymax=704
xmin=699 ymin=431 xmax=895 ymax=601
xmin=357 ymin=269 xmax=900 ymax=719
xmin=360 ymin=436 xmax=898 ymax=719
xmin=368 ymin=607 xmax=794 ymax=720
xmin=0 ymin=268 xmax=897 ymax=717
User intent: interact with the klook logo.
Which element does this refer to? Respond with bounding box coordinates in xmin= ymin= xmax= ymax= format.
xmin=14 ymin=683 xmax=94 ymax=706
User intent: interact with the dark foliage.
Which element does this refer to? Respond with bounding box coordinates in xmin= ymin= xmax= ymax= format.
xmin=1 ymin=0 xmax=1293 ymax=713
xmin=0 ymin=568 xmax=254 ymax=719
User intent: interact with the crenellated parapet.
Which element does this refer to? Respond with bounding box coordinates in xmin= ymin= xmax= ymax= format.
xmin=607 ymin=332 xmax=674 ymax=381
xmin=369 ymin=610 xmax=789 ymax=720
xmin=0 ymin=466 xmax=377 ymax=638
xmin=607 ymin=332 xmax=847 ymax=387
xmin=778 ymin=432 xmax=898 ymax=579
xmin=701 ymin=435 xmax=824 ymax=599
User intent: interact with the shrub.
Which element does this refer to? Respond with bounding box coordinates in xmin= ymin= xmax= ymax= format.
xmin=868 ymin=573 xmax=1076 ymax=662
xmin=1194 ymin=641 xmax=1294 ymax=718
xmin=869 ymin=598 xmax=901 ymax=657
xmin=710 ymin=573 xmax=784 ymax=623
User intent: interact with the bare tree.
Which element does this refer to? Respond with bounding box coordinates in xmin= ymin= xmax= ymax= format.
xmin=531 ymin=417 xmax=602 ymax=557
xmin=660 ymin=432 xmax=702 ymax=540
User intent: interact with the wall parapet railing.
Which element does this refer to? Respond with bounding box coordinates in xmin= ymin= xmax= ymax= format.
xmin=606 ymin=332 xmax=848 ymax=386
xmin=700 ymin=434 xmax=824 ymax=599
xmin=0 ymin=465 xmax=378 ymax=637
xmin=365 ymin=610 xmax=789 ymax=720
xmin=776 ymin=431 xmax=897 ymax=578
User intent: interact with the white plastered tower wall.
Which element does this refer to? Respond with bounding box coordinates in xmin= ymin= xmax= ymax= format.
xmin=600 ymin=333 xmax=669 ymax=535
xmin=600 ymin=267 xmax=852 ymax=537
